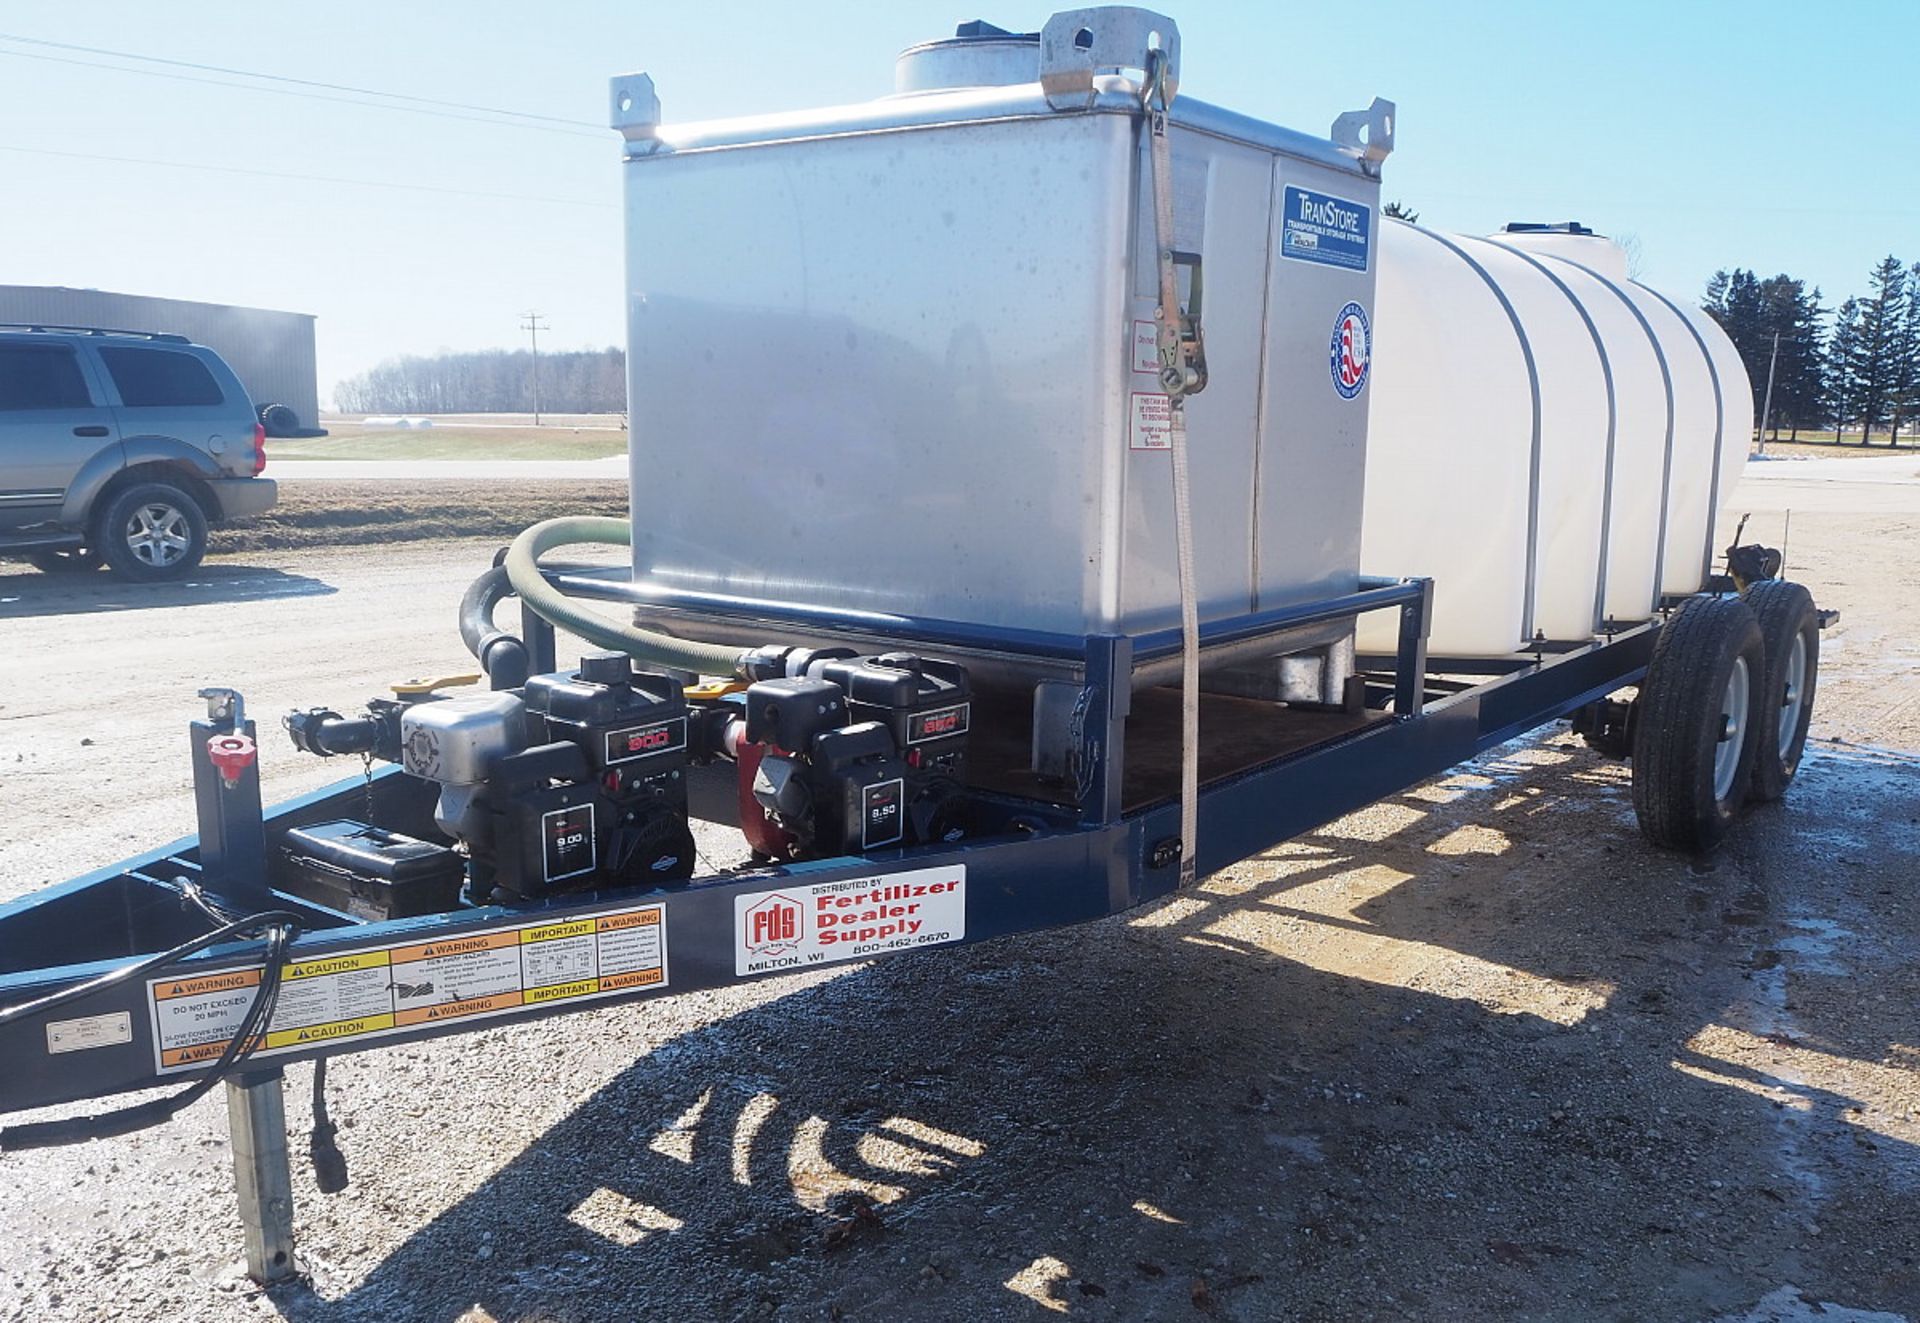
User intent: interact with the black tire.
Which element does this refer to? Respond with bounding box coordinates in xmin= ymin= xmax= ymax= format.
xmin=258 ymin=403 xmax=300 ymax=438
xmin=94 ymin=482 xmax=209 ymax=581
xmin=1630 ymin=595 xmax=1767 ymax=853
xmin=1745 ymin=580 xmax=1819 ymax=802
xmin=27 ymin=547 xmax=103 ymax=574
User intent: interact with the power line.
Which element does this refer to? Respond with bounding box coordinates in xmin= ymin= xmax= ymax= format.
xmin=0 ymin=143 xmax=614 ymax=210
xmin=0 ymin=31 xmax=602 ymax=132
xmin=0 ymin=45 xmax=605 ymax=138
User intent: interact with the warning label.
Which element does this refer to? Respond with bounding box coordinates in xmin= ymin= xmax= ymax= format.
xmin=735 ymin=865 xmax=965 ymax=977
xmin=1130 ymin=391 xmax=1182 ymax=451
xmin=147 ymin=904 xmax=667 ymax=1073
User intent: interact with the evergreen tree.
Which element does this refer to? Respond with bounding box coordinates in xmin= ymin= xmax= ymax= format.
xmin=1847 ymin=256 xmax=1908 ymax=443
xmin=1826 ymin=297 xmax=1862 ymax=442
xmin=1755 ymin=276 xmax=1826 ymax=439
xmin=1893 ymin=261 xmax=1920 ymax=443
xmin=1705 ymin=268 xmax=1823 ymax=439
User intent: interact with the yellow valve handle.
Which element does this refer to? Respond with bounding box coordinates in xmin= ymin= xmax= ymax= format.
xmin=391 ymin=673 xmax=483 ymax=697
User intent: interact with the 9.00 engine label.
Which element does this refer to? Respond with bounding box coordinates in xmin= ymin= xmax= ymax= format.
xmin=735 ymin=865 xmax=965 ymax=977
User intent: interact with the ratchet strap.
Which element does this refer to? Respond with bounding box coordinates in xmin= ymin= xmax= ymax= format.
xmin=1143 ymin=48 xmax=1205 ymax=887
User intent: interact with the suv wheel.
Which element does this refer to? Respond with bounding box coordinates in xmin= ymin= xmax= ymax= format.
xmin=28 ymin=547 xmax=104 ymax=574
xmin=96 ymin=482 xmax=209 ymax=580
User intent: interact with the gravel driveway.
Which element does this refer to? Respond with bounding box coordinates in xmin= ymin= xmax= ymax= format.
xmin=0 ymin=474 xmax=1915 ymax=1322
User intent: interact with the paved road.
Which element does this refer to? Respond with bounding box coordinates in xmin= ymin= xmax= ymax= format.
xmin=1737 ymin=455 xmax=1920 ymax=514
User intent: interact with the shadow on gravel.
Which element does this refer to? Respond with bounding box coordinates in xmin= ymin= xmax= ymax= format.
xmin=268 ymin=742 xmax=1920 ymax=1323
xmin=0 ymin=564 xmax=335 ymax=618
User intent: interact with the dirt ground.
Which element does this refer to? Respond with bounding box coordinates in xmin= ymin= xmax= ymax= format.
xmin=0 ymin=472 xmax=1915 ymax=1323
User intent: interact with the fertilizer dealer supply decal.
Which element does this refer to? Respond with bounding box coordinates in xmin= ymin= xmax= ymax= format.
xmin=145 ymin=903 xmax=668 ymax=1073
xmin=1280 ymin=186 xmax=1372 ymax=271
xmin=735 ymin=865 xmax=966 ymax=977
xmin=1329 ymin=302 xmax=1371 ymax=400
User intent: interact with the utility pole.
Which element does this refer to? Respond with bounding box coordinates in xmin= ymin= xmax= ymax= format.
xmin=1755 ymin=330 xmax=1780 ymax=457
xmin=520 ymin=312 xmax=549 ymax=425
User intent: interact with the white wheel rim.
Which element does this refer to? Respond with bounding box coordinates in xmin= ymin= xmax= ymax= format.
xmin=1713 ymin=655 xmax=1750 ymax=802
xmin=125 ymin=502 xmax=191 ymax=568
xmin=1777 ymin=631 xmax=1807 ymax=760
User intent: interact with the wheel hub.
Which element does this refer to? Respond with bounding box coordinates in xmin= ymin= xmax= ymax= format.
xmin=126 ymin=503 xmax=191 ymax=568
xmin=1777 ymin=632 xmax=1807 ymax=760
xmin=1713 ymin=655 xmax=1750 ymax=803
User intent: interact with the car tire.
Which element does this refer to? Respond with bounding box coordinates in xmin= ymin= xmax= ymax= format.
xmin=258 ymin=403 xmax=300 ymax=437
xmin=1630 ymin=595 xmax=1767 ymax=854
xmin=28 ymin=547 xmax=104 ymax=574
xmin=1744 ymin=580 xmax=1820 ymax=802
xmin=95 ymin=482 xmax=210 ymax=581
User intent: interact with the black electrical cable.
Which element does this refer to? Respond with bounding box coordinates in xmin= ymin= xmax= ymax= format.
xmin=0 ymin=911 xmax=301 ymax=1150
xmin=156 ymin=873 xmax=244 ymax=926
xmin=309 ymin=1058 xmax=349 ymax=1194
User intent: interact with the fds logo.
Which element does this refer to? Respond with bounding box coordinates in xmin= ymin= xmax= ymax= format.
xmin=744 ymin=893 xmax=803 ymax=955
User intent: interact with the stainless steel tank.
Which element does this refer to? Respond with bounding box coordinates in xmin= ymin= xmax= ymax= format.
xmin=609 ymin=9 xmax=1393 ymax=658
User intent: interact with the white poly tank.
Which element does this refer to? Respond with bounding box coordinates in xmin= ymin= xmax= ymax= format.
xmin=1357 ymin=222 xmax=1750 ymax=658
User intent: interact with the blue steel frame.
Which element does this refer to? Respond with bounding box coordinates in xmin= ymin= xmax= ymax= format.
xmin=0 ymin=572 xmax=1659 ymax=1115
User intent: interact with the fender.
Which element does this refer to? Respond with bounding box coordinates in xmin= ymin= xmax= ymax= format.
xmin=59 ymin=436 xmax=222 ymax=527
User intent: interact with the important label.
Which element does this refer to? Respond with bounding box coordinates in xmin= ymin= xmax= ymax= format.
xmin=1281 ymin=186 xmax=1372 ymax=272
xmin=735 ymin=865 xmax=966 ymax=977
xmin=147 ymin=903 xmax=667 ymax=1073
xmin=1130 ymin=391 xmax=1181 ymax=451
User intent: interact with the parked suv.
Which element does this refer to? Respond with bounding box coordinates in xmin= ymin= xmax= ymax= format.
xmin=0 ymin=325 xmax=276 ymax=580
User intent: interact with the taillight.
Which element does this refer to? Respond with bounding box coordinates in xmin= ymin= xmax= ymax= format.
xmin=251 ymin=422 xmax=267 ymax=476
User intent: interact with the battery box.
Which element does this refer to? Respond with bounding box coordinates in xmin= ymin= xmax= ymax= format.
xmin=282 ymin=820 xmax=466 ymax=920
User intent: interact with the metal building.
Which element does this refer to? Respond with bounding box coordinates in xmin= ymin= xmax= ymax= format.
xmin=0 ymin=285 xmax=318 ymax=432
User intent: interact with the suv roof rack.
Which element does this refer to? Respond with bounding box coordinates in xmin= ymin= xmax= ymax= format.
xmin=0 ymin=323 xmax=192 ymax=343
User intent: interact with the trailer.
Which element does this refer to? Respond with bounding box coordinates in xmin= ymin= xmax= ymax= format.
xmin=0 ymin=6 xmax=1831 ymax=1284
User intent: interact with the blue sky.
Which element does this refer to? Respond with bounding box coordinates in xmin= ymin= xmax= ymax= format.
xmin=2 ymin=2 xmax=1914 ymax=403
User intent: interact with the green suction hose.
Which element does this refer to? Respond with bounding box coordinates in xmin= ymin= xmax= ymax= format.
xmin=504 ymin=516 xmax=748 ymax=679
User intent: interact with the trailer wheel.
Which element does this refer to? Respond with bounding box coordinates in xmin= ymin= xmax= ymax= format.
xmin=1744 ymin=580 xmax=1819 ymax=802
xmin=1630 ymin=595 xmax=1766 ymax=853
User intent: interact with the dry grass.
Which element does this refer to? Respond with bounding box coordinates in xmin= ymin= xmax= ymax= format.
xmin=267 ymin=427 xmax=626 ymax=462
xmin=217 ymin=480 xmax=627 ymax=553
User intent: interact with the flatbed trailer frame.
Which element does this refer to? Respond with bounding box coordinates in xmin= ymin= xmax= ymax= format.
xmin=0 ymin=567 xmax=1666 ymax=1279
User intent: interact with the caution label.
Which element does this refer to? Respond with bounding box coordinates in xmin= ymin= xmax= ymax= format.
xmin=735 ymin=865 xmax=965 ymax=977
xmin=147 ymin=903 xmax=668 ymax=1073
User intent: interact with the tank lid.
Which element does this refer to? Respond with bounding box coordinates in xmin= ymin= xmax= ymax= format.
xmin=895 ymin=9 xmax=1181 ymax=103
xmin=895 ymin=21 xmax=1041 ymax=94
xmin=1501 ymin=221 xmax=1599 ymax=237
xmin=1495 ymin=222 xmax=1630 ymax=281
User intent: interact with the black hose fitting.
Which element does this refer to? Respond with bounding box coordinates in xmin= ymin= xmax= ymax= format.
xmin=459 ymin=565 xmax=531 ymax=689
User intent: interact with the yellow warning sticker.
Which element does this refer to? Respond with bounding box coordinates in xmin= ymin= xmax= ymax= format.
xmin=147 ymin=902 xmax=668 ymax=1073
